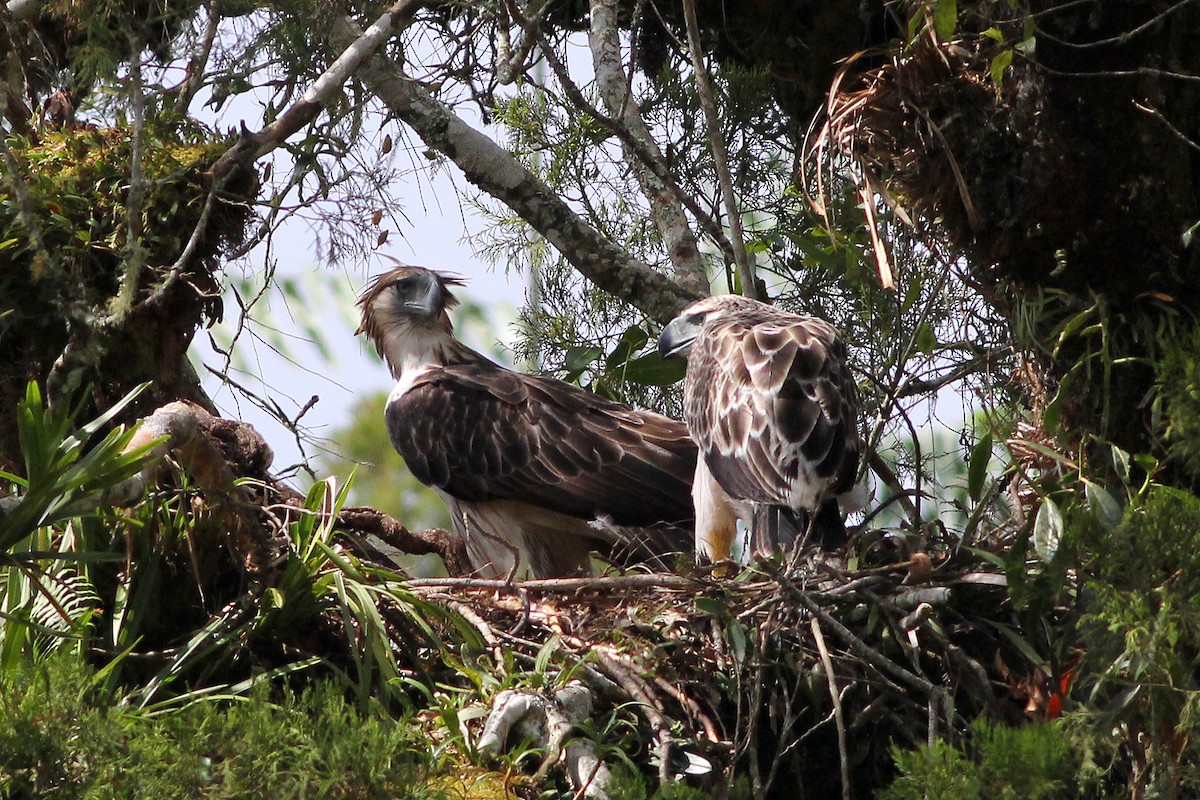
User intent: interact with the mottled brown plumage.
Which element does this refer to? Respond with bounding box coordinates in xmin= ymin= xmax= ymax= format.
xmin=659 ymin=294 xmax=863 ymax=560
xmin=357 ymin=265 xmax=696 ymax=578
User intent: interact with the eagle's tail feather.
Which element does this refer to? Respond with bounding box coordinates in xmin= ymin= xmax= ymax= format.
xmin=587 ymin=515 xmax=693 ymax=571
xmin=751 ymin=500 xmax=847 ymax=559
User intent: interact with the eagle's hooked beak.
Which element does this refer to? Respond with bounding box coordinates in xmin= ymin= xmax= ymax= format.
xmin=658 ymin=314 xmax=700 ymax=358
xmin=403 ymin=270 xmax=446 ymax=317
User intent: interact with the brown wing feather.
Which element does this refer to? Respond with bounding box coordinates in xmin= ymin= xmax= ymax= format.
xmin=685 ymin=309 xmax=860 ymax=511
xmin=386 ymin=363 xmax=697 ymax=527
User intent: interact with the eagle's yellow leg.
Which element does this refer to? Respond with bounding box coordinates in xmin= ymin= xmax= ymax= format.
xmin=693 ymin=458 xmax=738 ymax=562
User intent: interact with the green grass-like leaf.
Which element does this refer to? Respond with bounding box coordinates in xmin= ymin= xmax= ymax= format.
xmin=0 ymin=382 xmax=158 ymax=550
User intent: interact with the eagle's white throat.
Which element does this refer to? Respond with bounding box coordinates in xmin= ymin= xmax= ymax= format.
xmin=367 ymin=291 xmax=463 ymax=395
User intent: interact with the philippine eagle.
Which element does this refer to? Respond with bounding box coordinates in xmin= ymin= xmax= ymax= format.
xmin=658 ymin=294 xmax=863 ymax=562
xmin=357 ymin=265 xmax=697 ymax=579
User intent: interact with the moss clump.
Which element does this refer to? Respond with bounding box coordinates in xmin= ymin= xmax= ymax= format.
xmin=879 ymin=720 xmax=1079 ymax=800
xmin=0 ymin=119 xmax=253 ymax=469
xmin=0 ymin=654 xmax=443 ymax=800
xmin=2 ymin=121 xmax=244 ymax=291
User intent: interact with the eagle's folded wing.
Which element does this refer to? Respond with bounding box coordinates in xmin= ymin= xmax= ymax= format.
xmin=386 ymin=363 xmax=697 ymax=530
xmin=690 ymin=318 xmax=859 ymax=514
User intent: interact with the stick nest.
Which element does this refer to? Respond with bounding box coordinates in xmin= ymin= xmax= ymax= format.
xmin=74 ymin=404 xmax=1056 ymax=798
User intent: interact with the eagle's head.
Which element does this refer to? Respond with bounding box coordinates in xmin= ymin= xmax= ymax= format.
xmin=356 ymin=265 xmax=467 ymax=377
xmin=658 ymin=295 xmax=759 ymax=358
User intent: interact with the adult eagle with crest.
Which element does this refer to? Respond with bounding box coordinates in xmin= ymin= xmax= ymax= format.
xmin=658 ymin=294 xmax=864 ymax=562
xmin=357 ymin=265 xmax=697 ymax=579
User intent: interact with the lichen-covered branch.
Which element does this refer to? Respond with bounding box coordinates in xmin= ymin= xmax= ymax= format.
xmin=208 ymin=0 xmax=424 ymax=184
xmin=588 ymin=0 xmax=707 ymax=296
xmin=111 ymin=44 xmax=148 ymax=325
xmin=174 ymin=0 xmax=223 ymax=115
xmin=535 ymin=35 xmax=738 ymax=276
xmin=682 ymin=0 xmax=758 ymax=301
xmin=329 ymin=16 xmax=699 ymax=324
xmin=494 ymin=0 xmax=552 ymax=85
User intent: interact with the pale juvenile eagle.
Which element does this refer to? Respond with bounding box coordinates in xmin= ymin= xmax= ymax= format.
xmin=357 ymin=266 xmax=697 ymax=579
xmin=658 ymin=294 xmax=863 ymax=561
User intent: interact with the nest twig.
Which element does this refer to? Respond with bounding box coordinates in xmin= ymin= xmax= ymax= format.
xmin=398 ymin=549 xmax=1029 ymax=796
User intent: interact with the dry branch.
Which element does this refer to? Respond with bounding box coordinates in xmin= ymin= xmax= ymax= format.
xmin=416 ymin=545 xmax=1021 ymax=796
xmin=102 ymin=403 xmax=471 ymax=574
xmin=101 ymin=401 xmax=282 ymax=572
xmin=812 ymin=617 xmax=851 ymax=800
xmin=682 ymin=0 xmax=757 ymax=301
xmin=337 ymin=508 xmax=470 ymax=575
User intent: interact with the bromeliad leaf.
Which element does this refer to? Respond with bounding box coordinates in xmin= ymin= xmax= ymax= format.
xmin=968 ymin=431 xmax=993 ymax=503
xmin=0 ymin=383 xmax=160 ymax=550
xmin=1033 ymin=497 xmax=1063 ymax=562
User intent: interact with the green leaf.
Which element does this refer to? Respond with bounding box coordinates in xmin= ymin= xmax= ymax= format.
xmin=563 ymin=345 xmax=603 ymax=382
xmin=1033 ymin=497 xmax=1063 ymax=562
xmin=726 ymin=619 xmax=748 ymax=666
xmin=906 ymin=8 xmax=923 ymax=44
xmin=986 ymin=620 xmax=1046 ymax=668
xmin=933 ymin=0 xmax=958 ymax=40
xmin=604 ymin=325 xmax=649 ymax=370
xmin=900 ymin=276 xmax=924 ymax=314
xmin=1110 ymin=444 xmax=1131 ymax=481
xmin=264 ymin=587 xmax=286 ymax=610
xmin=1041 ymin=368 xmax=1076 ymax=434
xmin=1083 ymin=479 xmax=1122 ymax=531
xmin=1052 ymin=304 xmax=1100 ymax=357
xmin=915 ymin=322 xmax=938 ymax=355
xmin=990 ymin=49 xmax=1014 ymax=86
xmin=967 ymin=431 xmax=993 ymax=502
xmin=960 ymin=546 xmax=1007 ymax=569
xmin=621 ymin=351 xmax=687 ymax=387
xmin=534 ymin=632 xmax=561 ymax=677
xmin=693 ymin=597 xmax=726 ymax=617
